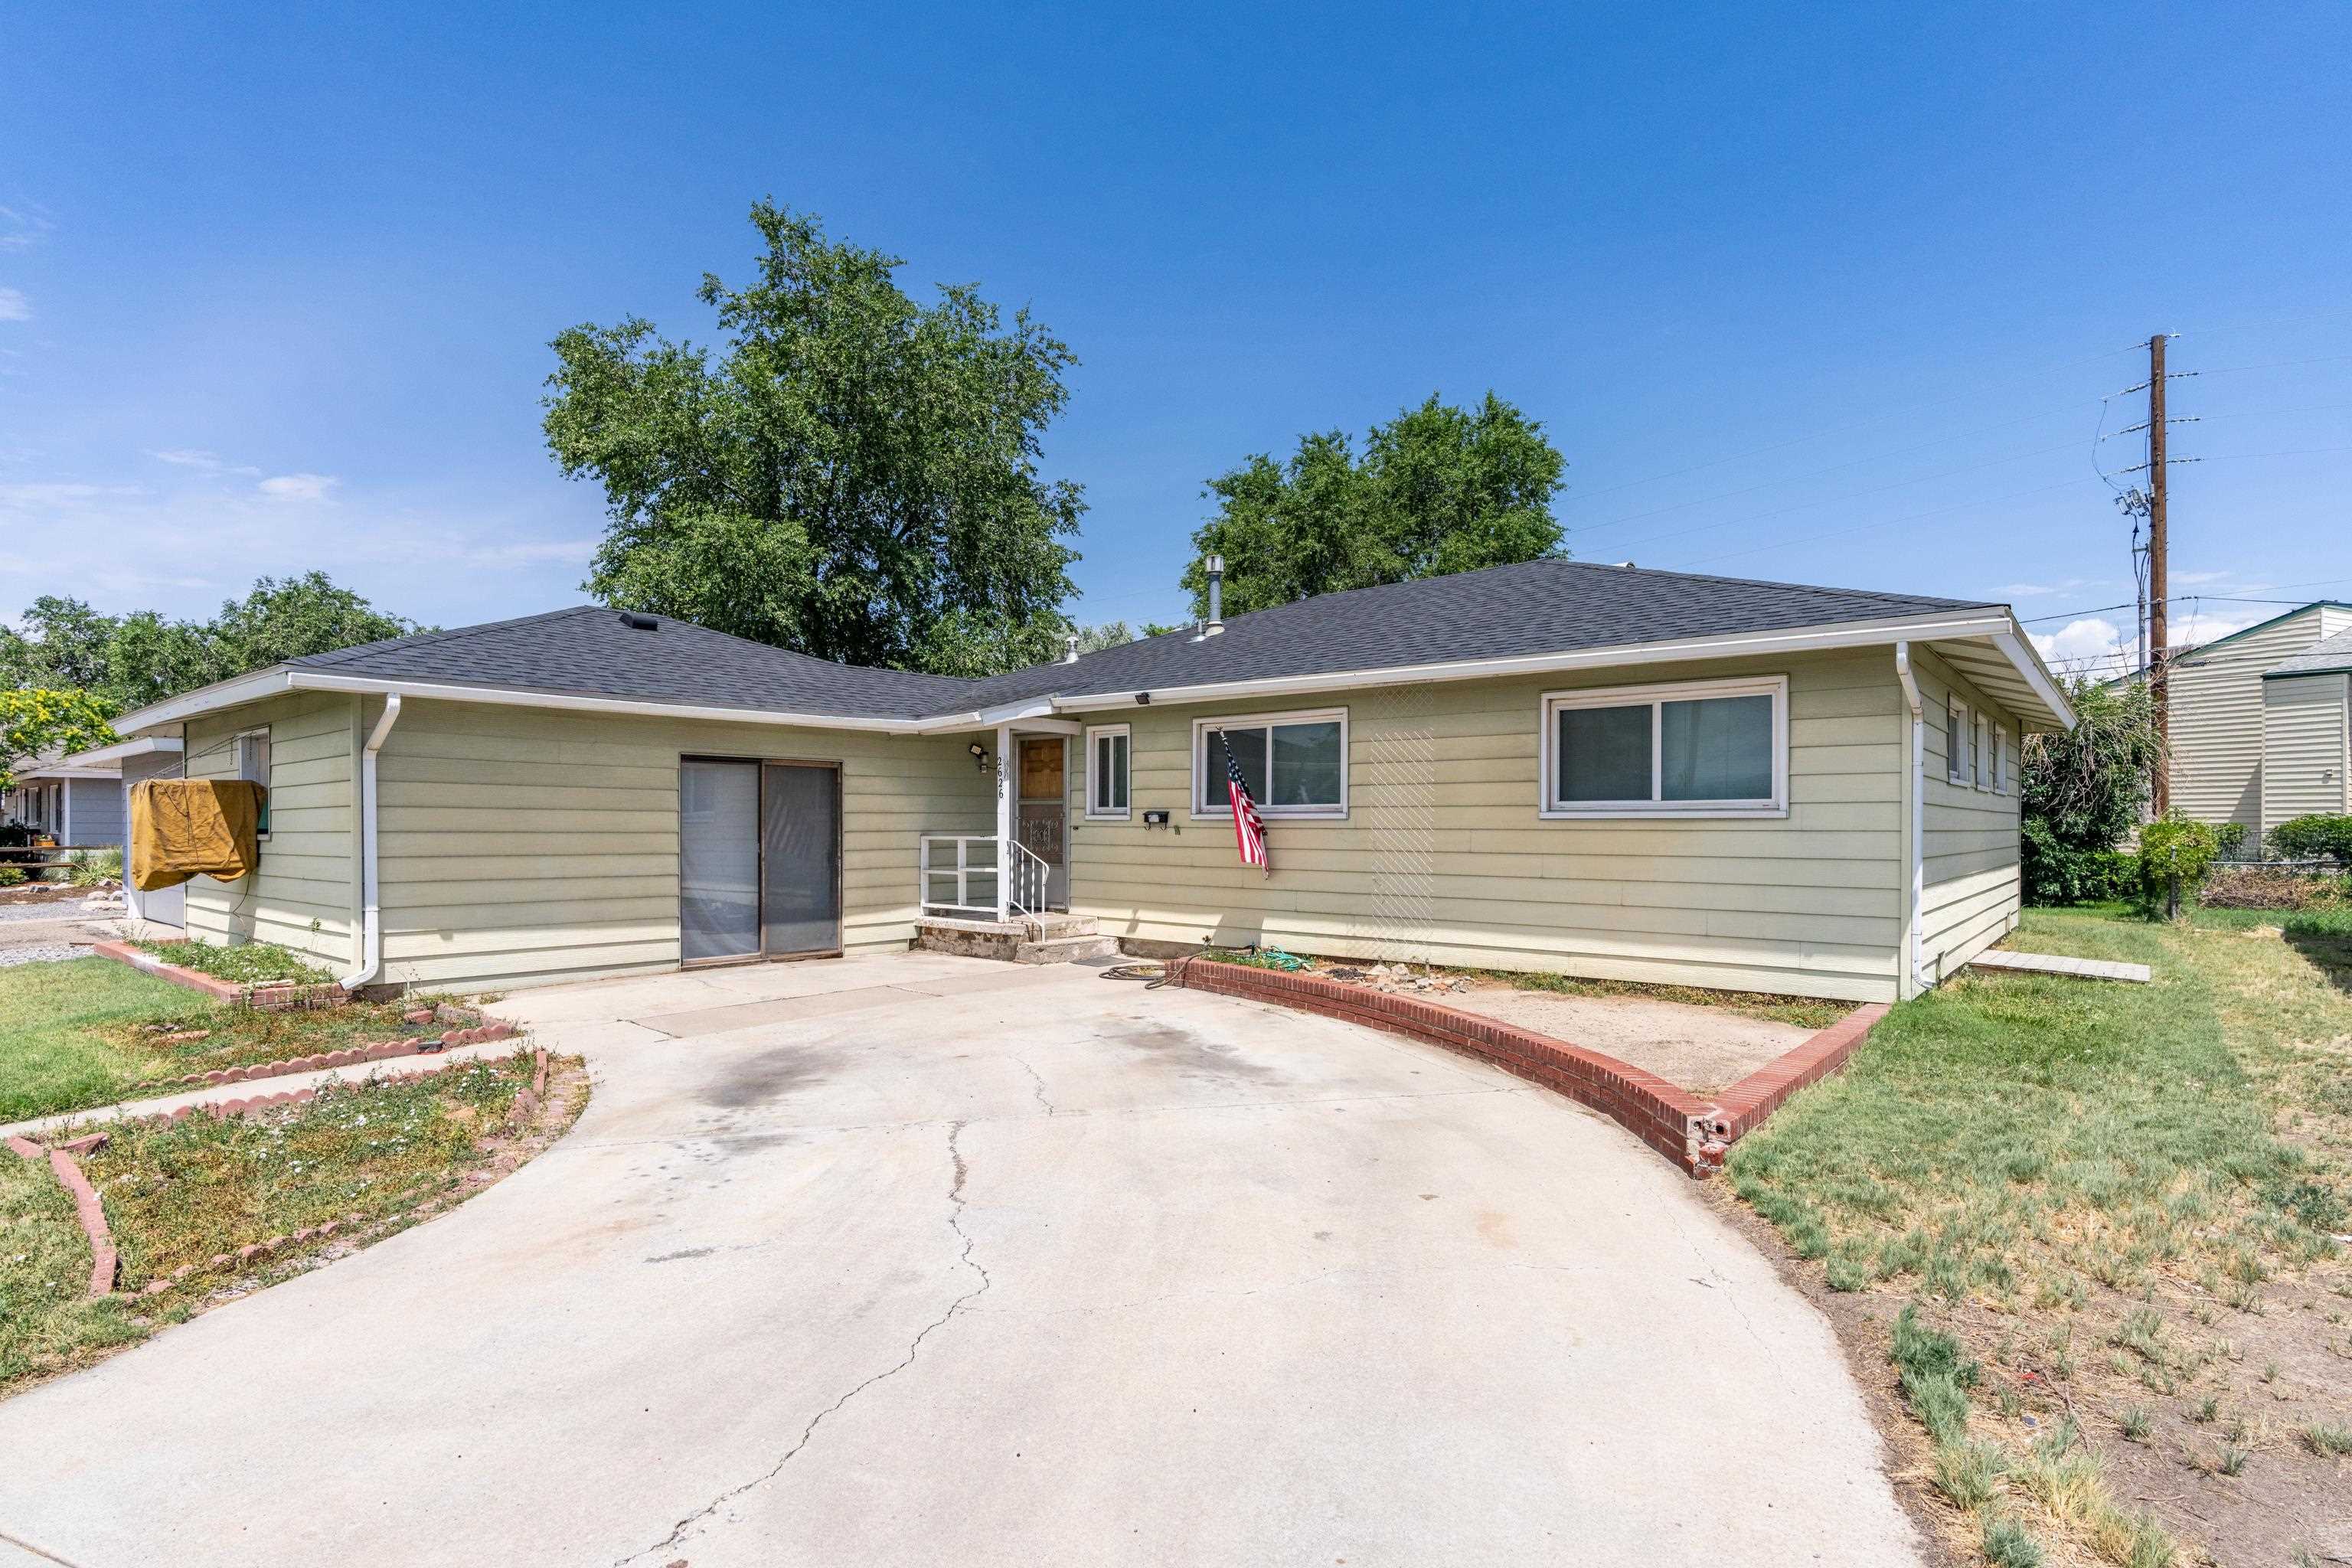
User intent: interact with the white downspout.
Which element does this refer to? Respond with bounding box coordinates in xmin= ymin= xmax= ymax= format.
xmin=340 ymin=694 xmax=403 ymax=992
xmin=1893 ymin=643 xmax=1927 ymax=997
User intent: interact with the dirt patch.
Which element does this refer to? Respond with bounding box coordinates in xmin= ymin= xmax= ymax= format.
xmin=1435 ymin=981 xmax=1811 ymax=1095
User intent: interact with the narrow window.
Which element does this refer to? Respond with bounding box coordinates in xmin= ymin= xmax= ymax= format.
xmin=1086 ymin=725 xmax=1130 ymax=819
xmin=1971 ymin=713 xmax=1988 ymax=789
xmin=1992 ymin=725 xmax=2010 ymax=792
xmin=237 ymin=727 xmax=273 ymax=837
xmin=1946 ymin=699 xmax=1968 ymax=784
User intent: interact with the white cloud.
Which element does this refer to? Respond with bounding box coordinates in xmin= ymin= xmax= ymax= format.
xmin=257 ymin=472 xmax=338 ymax=501
xmin=0 ymin=204 xmax=53 ymax=253
xmin=2172 ymin=570 xmax=2234 ymax=586
xmin=0 ymin=481 xmax=142 ymax=508
xmin=0 ymin=288 xmax=29 ymax=322
xmin=152 ymin=449 xmax=261 ymax=478
xmin=2033 ymin=616 xmax=2135 ymax=678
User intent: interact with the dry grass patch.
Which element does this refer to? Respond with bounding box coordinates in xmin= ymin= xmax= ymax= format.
xmin=0 ymin=1050 xmax=586 ymax=1397
xmin=1730 ymin=908 xmax=2352 ymax=1566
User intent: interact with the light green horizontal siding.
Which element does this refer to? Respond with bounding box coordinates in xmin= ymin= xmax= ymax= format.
xmin=1912 ymin=648 xmax=2021 ymax=981
xmin=182 ymin=691 xmax=358 ymax=972
xmin=1067 ymin=650 xmax=1913 ymax=1002
xmin=372 ymin=699 xmax=994 ymax=991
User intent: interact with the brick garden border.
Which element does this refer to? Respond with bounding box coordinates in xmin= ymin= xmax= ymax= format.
xmin=120 ymin=1010 xmax=520 ymax=1097
xmin=90 ymin=939 xmax=348 ymax=1011
xmin=8 ymin=1133 xmax=117 ymax=1295
xmin=1165 ymin=956 xmax=1886 ymax=1177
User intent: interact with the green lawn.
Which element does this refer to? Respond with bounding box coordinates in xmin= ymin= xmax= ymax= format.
xmin=0 ymin=959 xmax=457 ymax=1123
xmin=1730 ymin=906 xmax=2352 ymax=1567
xmin=2 ymin=1052 xmax=568 ymax=1393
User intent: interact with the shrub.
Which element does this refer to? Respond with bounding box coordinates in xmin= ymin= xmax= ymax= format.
xmin=129 ymin=939 xmax=330 ymax=986
xmin=67 ymin=848 xmax=122 ymax=887
xmin=2136 ymin=814 xmax=2220 ymax=920
xmin=2021 ymin=680 xmax=2161 ymax=906
xmin=0 ymin=866 xmax=23 ymax=888
xmin=2267 ymin=813 xmax=2352 ymax=865
xmin=2212 ymin=821 xmax=2247 ymax=858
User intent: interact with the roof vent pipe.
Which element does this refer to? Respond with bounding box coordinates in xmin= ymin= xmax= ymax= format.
xmin=1063 ymin=633 xmax=1080 ymax=664
xmin=1206 ymin=554 xmax=1224 ymax=632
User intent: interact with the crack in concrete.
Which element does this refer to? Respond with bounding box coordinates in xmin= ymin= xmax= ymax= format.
xmin=616 ymin=1119 xmax=994 ymax=1566
xmin=1014 ymin=1056 xmax=1058 ymax=1116
xmin=1661 ymin=1200 xmax=1789 ymax=1390
xmin=0 ymin=1527 xmax=90 ymax=1567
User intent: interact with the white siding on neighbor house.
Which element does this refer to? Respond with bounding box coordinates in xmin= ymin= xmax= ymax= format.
xmin=2167 ymin=605 xmax=2352 ymax=835
xmin=2261 ymin=673 xmax=2351 ymax=833
xmin=1063 ymin=649 xmax=1916 ymax=1003
xmin=182 ymin=692 xmax=360 ymax=971
xmin=371 ymin=698 xmax=995 ymax=991
xmin=66 ymin=776 xmax=126 ymax=849
xmin=1912 ymin=648 xmax=2024 ymax=984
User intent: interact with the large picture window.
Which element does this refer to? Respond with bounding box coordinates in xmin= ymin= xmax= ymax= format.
xmin=1192 ymin=709 xmax=1347 ymax=818
xmin=1086 ymin=724 xmax=1130 ymax=819
xmin=1539 ymin=676 xmax=1787 ymax=818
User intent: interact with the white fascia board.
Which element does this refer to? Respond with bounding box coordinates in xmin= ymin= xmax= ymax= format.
xmin=110 ymin=668 xmax=297 ymax=735
xmin=1989 ymin=629 xmax=2079 ymax=730
xmin=57 ymin=735 xmax=184 ymax=768
xmin=283 ymin=671 xmax=937 ymax=733
xmin=1046 ymin=611 xmax=2017 ymax=714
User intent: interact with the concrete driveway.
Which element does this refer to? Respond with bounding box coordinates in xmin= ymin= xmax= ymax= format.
xmin=0 ymin=952 xmax=1919 ymax=1567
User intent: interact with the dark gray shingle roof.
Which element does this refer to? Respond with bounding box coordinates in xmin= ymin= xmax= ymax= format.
xmin=2266 ymin=625 xmax=2352 ymax=679
xmin=285 ymin=559 xmax=1996 ymax=721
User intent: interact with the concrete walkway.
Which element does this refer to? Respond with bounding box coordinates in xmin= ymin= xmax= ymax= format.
xmin=0 ymin=951 xmax=1921 ymax=1567
xmin=1971 ymin=948 xmax=2153 ymax=983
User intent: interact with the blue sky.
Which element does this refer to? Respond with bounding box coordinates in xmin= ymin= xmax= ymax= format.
xmin=4 ymin=3 xmax=2347 ymax=678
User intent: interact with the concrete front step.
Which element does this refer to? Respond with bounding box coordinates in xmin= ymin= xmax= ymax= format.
xmin=916 ymin=915 xmax=1113 ymax=965
xmin=1012 ymin=934 xmax=1121 ymax=965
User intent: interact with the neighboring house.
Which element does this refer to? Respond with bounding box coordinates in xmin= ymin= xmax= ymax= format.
xmin=89 ymin=560 xmax=2071 ymax=1002
xmin=44 ymin=734 xmax=186 ymax=929
xmin=1 ymin=750 xmax=125 ymax=851
xmin=2156 ymin=603 xmax=2352 ymax=843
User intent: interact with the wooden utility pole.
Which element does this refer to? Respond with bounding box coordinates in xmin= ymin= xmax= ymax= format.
xmin=2147 ymin=333 xmax=2171 ymax=813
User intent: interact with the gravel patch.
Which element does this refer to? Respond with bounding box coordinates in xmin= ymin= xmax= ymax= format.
xmin=0 ymin=943 xmax=94 ymax=968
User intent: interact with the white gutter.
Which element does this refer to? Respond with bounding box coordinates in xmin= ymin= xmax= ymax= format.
xmin=1893 ymin=642 xmax=1928 ymax=996
xmin=340 ymin=694 xmax=403 ymax=993
xmin=56 ymin=734 xmax=182 ymax=769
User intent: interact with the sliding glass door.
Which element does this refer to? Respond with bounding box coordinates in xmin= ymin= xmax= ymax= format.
xmin=762 ymin=762 xmax=841 ymax=957
xmin=680 ymin=757 xmax=842 ymax=965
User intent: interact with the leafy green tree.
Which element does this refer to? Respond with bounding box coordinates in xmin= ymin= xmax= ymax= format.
xmin=0 ymin=574 xmax=420 ymax=713
xmin=2020 ymin=678 xmax=2162 ymax=904
xmin=1179 ymin=393 xmax=1566 ymax=618
xmin=545 ymin=201 xmax=1085 ymax=675
xmin=0 ymin=690 xmax=118 ymax=794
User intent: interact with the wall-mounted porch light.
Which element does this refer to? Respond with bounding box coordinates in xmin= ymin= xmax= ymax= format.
xmin=969 ymin=742 xmax=989 ymax=772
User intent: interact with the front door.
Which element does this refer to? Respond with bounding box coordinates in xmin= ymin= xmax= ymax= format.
xmin=679 ymin=758 xmax=842 ymax=965
xmin=1016 ymin=737 xmax=1067 ymax=910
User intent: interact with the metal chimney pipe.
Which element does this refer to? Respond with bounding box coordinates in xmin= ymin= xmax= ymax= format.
xmin=1206 ymin=554 xmax=1224 ymax=631
xmin=1063 ymin=632 xmax=1080 ymax=664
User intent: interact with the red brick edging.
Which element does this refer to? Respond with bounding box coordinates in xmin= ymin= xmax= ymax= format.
xmin=7 ymin=1134 xmax=117 ymax=1295
xmin=1166 ymin=958 xmax=1886 ymax=1177
xmin=121 ymin=1013 xmax=520 ymax=1097
xmin=91 ymin=939 xmax=349 ymax=1011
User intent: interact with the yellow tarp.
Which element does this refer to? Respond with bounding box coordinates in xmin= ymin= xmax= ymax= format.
xmin=129 ymin=779 xmax=264 ymax=890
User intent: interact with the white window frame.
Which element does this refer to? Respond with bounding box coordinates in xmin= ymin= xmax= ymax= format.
xmin=1971 ymin=712 xmax=1989 ymax=791
xmin=1084 ymin=724 xmax=1132 ymax=821
xmin=1945 ymin=697 xmax=1970 ymax=785
xmin=1191 ymin=707 xmax=1350 ymax=820
xmin=1537 ymin=674 xmax=1789 ymax=820
xmin=1991 ymin=724 xmax=2010 ymax=793
xmin=237 ymin=726 xmax=273 ymax=839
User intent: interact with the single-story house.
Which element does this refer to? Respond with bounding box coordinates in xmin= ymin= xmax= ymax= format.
xmin=90 ymin=558 xmax=2072 ymax=1002
xmin=2 ymin=750 xmax=126 ymax=853
xmin=2154 ymin=602 xmax=2352 ymax=842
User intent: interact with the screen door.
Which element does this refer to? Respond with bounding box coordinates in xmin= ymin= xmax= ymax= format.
xmin=680 ymin=759 xmax=761 ymax=962
xmin=761 ymin=762 xmax=841 ymax=957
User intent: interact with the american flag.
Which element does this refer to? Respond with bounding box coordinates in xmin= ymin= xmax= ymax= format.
xmin=1214 ymin=730 xmax=1269 ymax=875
